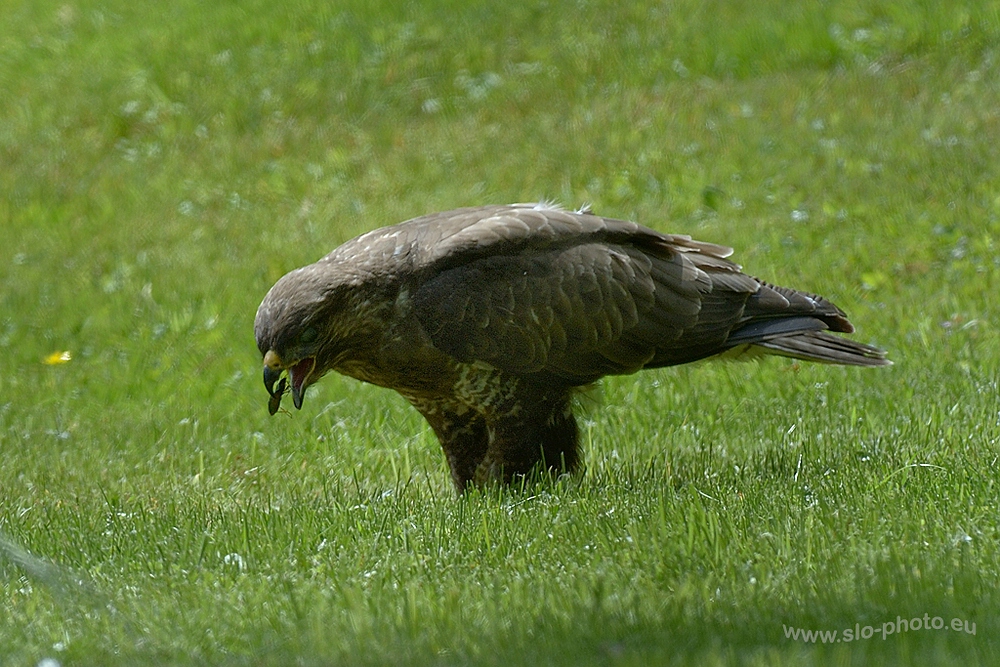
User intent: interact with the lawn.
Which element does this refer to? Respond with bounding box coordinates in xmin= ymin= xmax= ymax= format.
xmin=2 ymin=0 xmax=999 ymax=664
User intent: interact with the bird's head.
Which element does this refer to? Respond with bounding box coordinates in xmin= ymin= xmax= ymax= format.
xmin=254 ymin=264 xmax=353 ymax=415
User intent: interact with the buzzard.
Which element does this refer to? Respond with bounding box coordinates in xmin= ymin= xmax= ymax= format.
xmin=255 ymin=203 xmax=888 ymax=490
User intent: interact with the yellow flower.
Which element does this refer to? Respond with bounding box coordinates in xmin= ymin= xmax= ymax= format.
xmin=43 ymin=351 xmax=72 ymax=365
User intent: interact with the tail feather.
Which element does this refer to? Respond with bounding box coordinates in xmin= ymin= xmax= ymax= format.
xmin=754 ymin=330 xmax=890 ymax=367
xmin=725 ymin=315 xmax=828 ymax=345
xmin=725 ymin=297 xmax=889 ymax=367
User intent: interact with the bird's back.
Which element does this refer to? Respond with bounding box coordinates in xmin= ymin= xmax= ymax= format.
xmin=314 ymin=203 xmax=887 ymax=385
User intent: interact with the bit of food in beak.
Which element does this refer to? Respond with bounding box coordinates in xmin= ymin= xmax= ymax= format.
xmin=263 ymin=361 xmax=283 ymax=397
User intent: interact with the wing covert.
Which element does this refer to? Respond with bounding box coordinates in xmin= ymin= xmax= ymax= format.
xmin=412 ymin=240 xmax=722 ymax=381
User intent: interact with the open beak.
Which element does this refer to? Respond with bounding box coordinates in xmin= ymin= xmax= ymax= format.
xmin=262 ymin=350 xmax=316 ymax=414
xmin=288 ymin=357 xmax=316 ymax=409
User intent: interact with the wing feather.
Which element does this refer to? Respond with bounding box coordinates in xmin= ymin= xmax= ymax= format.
xmin=397 ymin=204 xmax=881 ymax=380
xmin=409 ymin=206 xmax=748 ymax=381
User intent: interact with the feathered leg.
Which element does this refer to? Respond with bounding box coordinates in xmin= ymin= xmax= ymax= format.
xmin=412 ymin=402 xmax=489 ymax=491
xmin=474 ymin=392 xmax=579 ymax=487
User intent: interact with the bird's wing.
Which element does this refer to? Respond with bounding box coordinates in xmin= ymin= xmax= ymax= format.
xmin=411 ymin=203 xmax=735 ymax=268
xmin=408 ymin=204 xmax=759 ymax=382
xmin=331 ymin=203 xmax=731 ymax=271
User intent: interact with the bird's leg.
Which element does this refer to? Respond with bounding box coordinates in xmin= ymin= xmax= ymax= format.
xmin=440 ymin=414 xmax=489 ymax=492
xmin=541 ymin=397 xmax=580 ymax=474
xmin=474 ymin=394 xmax=580 ymax=487
xmin=409 ymin=400 xmax=489 ymax=492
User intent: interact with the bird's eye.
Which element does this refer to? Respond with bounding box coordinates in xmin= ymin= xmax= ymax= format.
xmin=300 ymin=327 xmax=318 ymax=344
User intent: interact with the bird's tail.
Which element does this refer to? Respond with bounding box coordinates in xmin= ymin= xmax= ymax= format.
xmin=725 ymin=316 xmax=890 ymax=367
xmin=753 ymin=330 xmax=890 ymax=366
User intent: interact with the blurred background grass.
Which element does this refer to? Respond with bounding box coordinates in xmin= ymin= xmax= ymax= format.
xmin=2 ymin=0 xmax=1000 ymax=664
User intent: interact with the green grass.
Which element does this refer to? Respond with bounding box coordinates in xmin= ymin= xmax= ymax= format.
xmin=2 ymin=0 xmax=1000 ymax=664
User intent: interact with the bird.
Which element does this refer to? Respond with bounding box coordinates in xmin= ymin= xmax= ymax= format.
xmin=254 ymin=203 xmax=889 ymax=491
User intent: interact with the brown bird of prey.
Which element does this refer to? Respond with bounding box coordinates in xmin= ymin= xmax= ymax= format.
xmin=255 ymin=203 xmax=888 ymax=490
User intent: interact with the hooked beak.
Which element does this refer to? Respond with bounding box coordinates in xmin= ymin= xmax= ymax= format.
xmin=263 ymin=364 xmax=282 ymax=396
xmin=262 ymin=350 xmax=316 ymax=414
